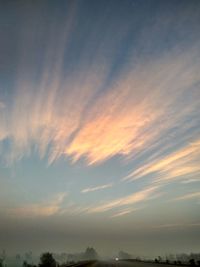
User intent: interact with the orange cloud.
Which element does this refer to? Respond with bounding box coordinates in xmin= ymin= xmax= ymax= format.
xmin=125 ymin=138 xmax=200 ymax=183
xmin=0 ymin=40 xmax=199 ymax=168
xmin=9 ymin=193 xmax=67 ymax=217
xmin=87 ymin=185 xmax=159 ymax=213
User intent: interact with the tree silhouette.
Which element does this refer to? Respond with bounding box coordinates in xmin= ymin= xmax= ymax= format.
xmin=189 ymin=259 xmax=196 ymax=266
xmin=23 ymin=261 xmax=29 ymax=267
xmin=84 ymin=247 xmax=98 ymax=260
xmin=118 ymin=251 xmax=131 ymax=259
xmin=39 ymin=253 xmax=56 ymax=267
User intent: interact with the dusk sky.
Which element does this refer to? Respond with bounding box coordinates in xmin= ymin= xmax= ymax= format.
xmin=0 ymin=0 xmax=200 ymax=257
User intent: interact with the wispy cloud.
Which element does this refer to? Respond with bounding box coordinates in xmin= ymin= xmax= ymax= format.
xmin=58 ymin=203 xmax=91 ymax=216
xmin=124 ymin=138 xmax=200 ymax=184
xmin=111 ymin=207 xmax=143 ymax=218
xmin=0 ymin=32 xmax=199 ymax=168
xmin=81 ymin=183 xmax=113 ymax=193
xmin=181 ymin=178 xmax=200 ymax=184
xmin=111 ymin=209 xmax=133 ymax=218
xmin=172 ymin=192 xmax=200 ymax=201
xmin=9 ymin=193 xmax=67 ymax=217
xmin=65 ymin=46 xmax=200 ymax=165
xmin=154 ymin=223 xmax=200 ymax=229
xmin=87 ymin=185 xmax=159 ymax=213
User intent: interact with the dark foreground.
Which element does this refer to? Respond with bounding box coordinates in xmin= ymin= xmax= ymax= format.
xmin=79 ymin=261 xmax=192 ymax=267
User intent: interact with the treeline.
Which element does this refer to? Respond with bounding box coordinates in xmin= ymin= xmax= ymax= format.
xmin=23 ymin=250 xmax=98 ymax=267
xmin=0 ymin=248 xmax=98 ymax=267
xmin=153 ymin=253 xmax=200 ymax=266
xmin=1 ymin=249 xmax=200 ymax=267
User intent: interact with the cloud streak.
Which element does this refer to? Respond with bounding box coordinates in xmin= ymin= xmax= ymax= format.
xmin=124 ymin=138 xmax=200 ymax=184
xmin=173 ymin=192 xmax=200 ymax=201
xmin=154 ymin=223 xmax=200 ymax=229
xmin=111 ymin=207 xmax=143 ymax=218
xmin=9 ymin=193 xmax=67 ymax=217
xmin=81 ymin=183 xmax=113 ymax=193
xmin=181 ymin=179 xmax=200 ymax=184
xmin=87 ymin=185 xmax=159 ymax=213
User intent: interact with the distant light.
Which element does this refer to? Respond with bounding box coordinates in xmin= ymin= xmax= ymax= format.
xmin=115 ymin=258 xmax=119 ymax=261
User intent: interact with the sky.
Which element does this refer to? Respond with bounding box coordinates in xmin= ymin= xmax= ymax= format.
xmin=0 ymin=0 xmax=200 ymax=257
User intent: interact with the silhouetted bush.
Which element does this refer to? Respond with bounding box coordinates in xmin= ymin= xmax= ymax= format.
xmin=118 ymin=251 xmax=131 ymax=259
xmin=39 ymin=253 xmax=56 ymax=267
xmin=23 ymin=261 xmax=36 ymax=267
xmin=189 ymin=259 xmax=196 ymax=266
xmin=83 ymin=247 xmax=98 ymax=260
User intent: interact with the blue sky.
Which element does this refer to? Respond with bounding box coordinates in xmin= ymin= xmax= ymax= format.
xmin=0 ymin=0 xmax=200 ymax=256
